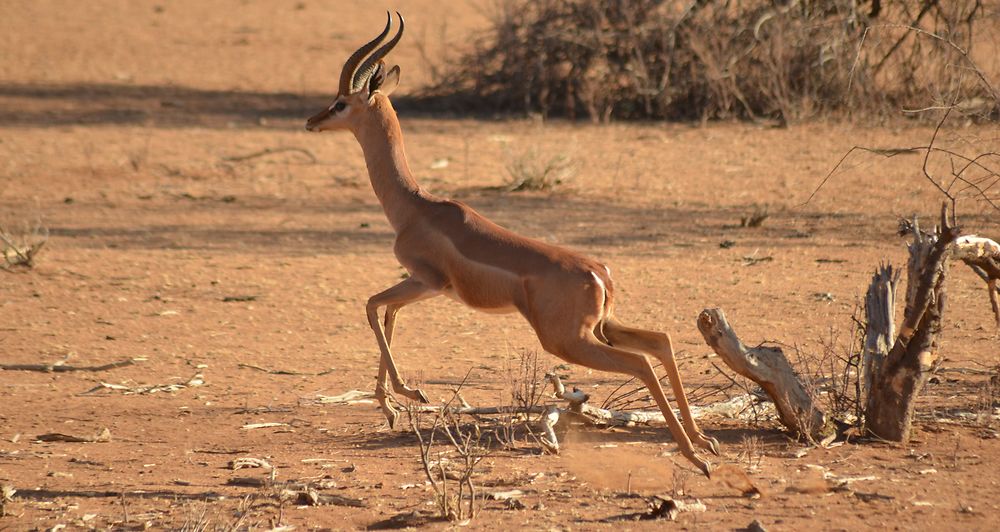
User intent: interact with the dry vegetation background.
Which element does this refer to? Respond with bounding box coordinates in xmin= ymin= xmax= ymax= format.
xmin=1 ymin=0 xmax=1000 ymax=530
xmin=419 ymin=0 xmax=1000 ymax=122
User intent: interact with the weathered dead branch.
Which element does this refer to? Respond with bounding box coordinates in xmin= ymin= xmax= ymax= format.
xmin=36 ymin=428 xmax=112 ymax=443
xmin=952 ymin=235 xmax=1000 ymax=327
xmin=901 ymin=220 xmax=1000 ymax=326
xmin=696 ymin=308 xmax=828 ymax=440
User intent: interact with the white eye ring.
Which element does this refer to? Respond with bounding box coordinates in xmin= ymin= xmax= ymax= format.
xmin=332 ymin=101 xmax=347 ymax=112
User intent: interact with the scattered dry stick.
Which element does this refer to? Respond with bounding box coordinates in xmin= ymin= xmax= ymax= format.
xmin=222 ymin=147 xmax=317 ymax=164
xmin=545 ymin=373 xmax=670 ymax=427
xmin=237 ymin=363 xmax=334 ymax=376
xmin=80 ymin=373 xmax=205 ymax=395
xmin=0 ymin=359 xmax=136 ymax=373
xmin=407 ymin=373 xmax=737 ymax=454
xmin=407 ymin=374 xmax=669 ymax=433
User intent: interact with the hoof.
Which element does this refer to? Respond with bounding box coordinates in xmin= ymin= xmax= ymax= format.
xmin=708 ymin=436 xmax=722 ymax=457
xmin=700 ymin=461 xmax=713 ymax=479
xmin=385 ymin=409 xmax=399 ymax=429
xmin=416 ymin=388 xmax=430 ymax=404
xmin=694 ymin=433 xmax=721 ymax=456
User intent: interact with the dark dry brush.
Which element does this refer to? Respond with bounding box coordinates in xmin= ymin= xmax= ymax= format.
xmin=417 ymin=0 xmax=997 ymax=122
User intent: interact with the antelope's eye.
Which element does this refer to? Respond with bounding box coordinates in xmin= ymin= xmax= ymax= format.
xmin=332 ymin=101 xmax=347 ymax=112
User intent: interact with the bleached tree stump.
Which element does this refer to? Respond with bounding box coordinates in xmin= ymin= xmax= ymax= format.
xmin=696 ymin=205 xmax=990 ymax=443
xmin=696 ymin=308 xmax=828 ymax=439
xmin=861 ymin=265 xmax=899 ymax=409
xmin=865 ymin=205 xmax=960 ymax=441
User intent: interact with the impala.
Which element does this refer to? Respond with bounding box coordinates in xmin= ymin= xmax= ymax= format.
xmin=305 ymin=12 xmax=719 ymax=476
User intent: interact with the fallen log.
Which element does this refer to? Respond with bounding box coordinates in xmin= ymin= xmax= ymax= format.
xmin=696 ymin=309 xmax=829 ymax=440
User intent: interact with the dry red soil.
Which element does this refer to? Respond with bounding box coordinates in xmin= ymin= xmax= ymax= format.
xmin=2 ymin=1 xmax=999 ymax=530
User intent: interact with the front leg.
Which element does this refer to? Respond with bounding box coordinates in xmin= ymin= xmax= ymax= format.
xmin=367 ymin=278 xmax=440 ymax=425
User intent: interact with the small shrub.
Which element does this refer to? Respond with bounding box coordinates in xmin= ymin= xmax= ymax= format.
xmin=741 ymin=205 xmax=769 ymax=228
xmin=408 ymin=395 xmax=491 ymax=522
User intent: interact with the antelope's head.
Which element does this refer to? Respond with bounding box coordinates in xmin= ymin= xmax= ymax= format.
xmin=305 ymin=12 xmax=404 ymax=133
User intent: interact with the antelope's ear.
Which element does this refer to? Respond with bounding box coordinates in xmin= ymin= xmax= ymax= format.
xmin=369 ymin=63 xmax=401 ymax=97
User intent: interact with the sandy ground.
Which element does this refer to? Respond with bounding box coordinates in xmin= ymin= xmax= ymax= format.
xmin=2 ymin=1 xmax=1000 ymax=530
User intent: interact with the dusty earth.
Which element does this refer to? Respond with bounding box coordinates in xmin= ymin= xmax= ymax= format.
xmin=2 ymin=1 xmax=1000 ymax=530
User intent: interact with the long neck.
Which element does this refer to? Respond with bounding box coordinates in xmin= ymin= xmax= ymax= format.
xmin=352 ymin=95 xmax=425 ymax=232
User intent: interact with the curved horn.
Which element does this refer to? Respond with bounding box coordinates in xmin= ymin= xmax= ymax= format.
xmin=338 ymin=12 xmax=392 ymax=96
xmin=352 ymin=12 xmax=405 ymax=93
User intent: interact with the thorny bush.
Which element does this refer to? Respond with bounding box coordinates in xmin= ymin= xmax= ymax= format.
xmin=418 ymin=0 xmax=996 ymax=122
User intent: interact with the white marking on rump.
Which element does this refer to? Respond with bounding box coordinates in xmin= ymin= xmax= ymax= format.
xmin=591 ymin=270 xmax=608 ymax=317
xmin=591 ymin=270 xmax=607 ymax=293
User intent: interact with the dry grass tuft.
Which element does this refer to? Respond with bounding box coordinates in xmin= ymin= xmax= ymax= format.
xmin=0 ymin=220 xmax=48 ymax=272
xmin=503 ymin=148 xmax=574 ymax=191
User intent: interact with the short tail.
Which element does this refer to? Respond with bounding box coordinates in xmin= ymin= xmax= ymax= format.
xmin=592 ymin=265 xmax=615 ymax=344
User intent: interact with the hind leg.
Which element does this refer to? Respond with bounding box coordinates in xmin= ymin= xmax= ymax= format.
xmin=551 ymin=331 xmax=712 ymax=477
xmin=604 ymin=321 xmax=720 ymax=456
